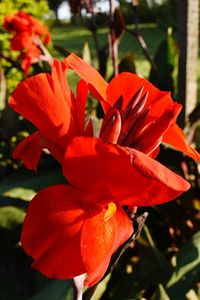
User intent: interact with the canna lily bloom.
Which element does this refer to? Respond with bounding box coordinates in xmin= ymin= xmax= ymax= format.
xmin=21 ymin=136 xmax=190 ymax=286
xmin=65 ymin=53 xmax=200 ymax=162
xmin=10 ymin=54 xmax=200 ymax=172
xmin=3 ymin=11 xmax=51 ymax=50
xmin=3 ymin=11 xmax=51 ymax=74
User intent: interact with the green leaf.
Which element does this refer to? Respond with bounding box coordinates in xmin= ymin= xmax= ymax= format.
xmin=188 ymin=103 xmax=200 ymax=126
xmin=53 ymin=44 xmax=70 ymax=58
xmin=149 ymin=27 xmax=178 ymax=95
xmin=97 ymin=44 xmax=109 ymax=78
xmin=82 ymin=42 xmax=92 ymax=65
xmin=185 ymin=289 xmax=199 ymax=300
xmin=139 ymin=226 xmax=172 ymax=284
xmin=166 ymin=230 xmax=200 ymax=299
xmin=151 ymin=284 xmax=170 ymax=300
xmin=167 ymin=230 xmax=200 ymax=286
xmin=30 ymin=279 xmax=73 ymax=300
xmin=0 ymin=167 xmax=65 ymax=201
xmin=0 ymin=206 xmax=25 ymax=229
xmin=0 ymin=196 xmax=28 ymax=209
xmin=119 ymin=53 xmax=136 ymax=73
xmin=88 ymin=273 xmax=111 ymax=300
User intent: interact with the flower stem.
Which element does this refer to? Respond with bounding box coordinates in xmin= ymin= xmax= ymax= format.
xmin=109 ymin=0 xmax=118 ymax=75
xmin=128 ymin=1 xmax=156 ymax=71
xmin=73 ymin=274 xmax=85 ymax=300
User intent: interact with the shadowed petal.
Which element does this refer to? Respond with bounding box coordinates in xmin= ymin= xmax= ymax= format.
xmin=163 ymin=123 xmax=200 ymax=162
xmin=107 ymin=73 xmax=199 ymax=161
xmin=13 ymin=131 xmax=65 ymax=171
xmin=12 ymin=131 xmax=43 ymax=171
xmin=75 ymin=80 xmax=88 ymax=134
xmin=21 ymin=185 xmax=86 ymax=279
xmin=120 ymin=147 xmax=190 ymax=207
xmin=106 ymin=72 xmax=173 ymax=114
xmin=132 ymin=102 xmax=182 ymax=155
xmin=82 ymin=205 xmax=133 ymax=286
xmin=63 ymin=137 xmax=190 ymax=206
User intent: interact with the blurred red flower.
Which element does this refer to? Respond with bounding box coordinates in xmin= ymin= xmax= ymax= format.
xmin=17 ymin=44 xmax=43 ymax=76
xmin=21 ymin=136 xmax=190 ymax=286
xmin=3 ymin=11 xmax=51 ymax=74
xmin=3 ymin=11 xmax=50 ymax=48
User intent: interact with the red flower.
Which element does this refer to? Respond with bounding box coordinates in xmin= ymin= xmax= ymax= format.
xmin=21 ymin=136 xmax=190 ymax=286
xmin=65 ymin=53 xmax=200 ymax=162
xmin=10 ymin=54 xmax=193 ymax=285
xmin=10 ymin=59 xmax=88 ymax=170
xmin=3 ymin=11 xmax=50 ymax=49
xmin=3 ymin=11 xmax=51 ymax=74
xmin=10 ymin=54 xmax=200 ymax=171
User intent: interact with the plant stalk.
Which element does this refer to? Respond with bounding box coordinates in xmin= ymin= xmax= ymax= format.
xmin=109 ymin=0 xmax=119 ymax=75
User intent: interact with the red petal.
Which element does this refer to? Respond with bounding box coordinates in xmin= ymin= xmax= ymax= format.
xmin=163 ymin=123 xmax=200 ymax=162
xmin=121 ymin=147 xmax=190 ymax=206
xmin=10 ymin=59 xmax=77 ymax=150
xmin=84 ymin=119 xmax=94 ymax=137
xmin=3 ymin=12 xmax=29 ymax=32
xmin=63 ymin=137 xmax=190 ymax=206
xmin=12 ymin=131 xmax=43 ymax=171
xmin=82 ymin=205 xmax=133 ymax=286
xmin=75 ymin=80 xmax=88 ymax=134
xmin=133 ymin=102 xmax=182 ymax=155
xmin=65 ymin=53 xmax=109 ymax=111
xmin=106 ymin=73 xmax=173 ymax=114
xmin=21 ymin=185 xmax=86 ymax=279
xmin=10 ymin=31 xmax=33 ymax=51
xmin=111 ymin=206 xmax=133 ymax=252
xmin=29 ymin=17 xmax=51 ymax=44
xmin=40 ymin=134 xmax=64 ymax=164
xmin=99 ymin=108 xmax=121 ymax=144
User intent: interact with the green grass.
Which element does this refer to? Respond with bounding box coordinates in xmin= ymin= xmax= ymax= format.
xmin=51 ymin=23 xmax=165 ymax=79
xmin=52 ymin=23 xmax=200 ymax=102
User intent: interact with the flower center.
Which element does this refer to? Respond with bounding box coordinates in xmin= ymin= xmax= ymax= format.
xmin=104 ymin=202 xmax=117 ymax=221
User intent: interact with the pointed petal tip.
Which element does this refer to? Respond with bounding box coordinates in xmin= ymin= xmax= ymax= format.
xmin=65 ymin=52 xmax=108 ymax=108
xmin=163 ymin=123 xmax=200 ymax=163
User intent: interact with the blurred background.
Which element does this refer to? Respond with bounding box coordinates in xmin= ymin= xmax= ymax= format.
xmin=0 ymin=0 xmax=200 ymax=299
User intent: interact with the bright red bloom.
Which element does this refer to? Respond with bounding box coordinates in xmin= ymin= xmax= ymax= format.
xmin=10 ymin=54 xmax=193 ymax=285
xmin=21 ymin=136 xmax=190 ymax=286
xmin=65 ymin=53 xmax=200 ymax=162
xmin=10 ymin=54 xmax=200 ymax=171
xmin=3 ymin=11 xmax=51 ymax=74
xmin=10 ymin=59 xmax=88 ymax=170
xmin=3 ymin=11 xmax=51 ymax=49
